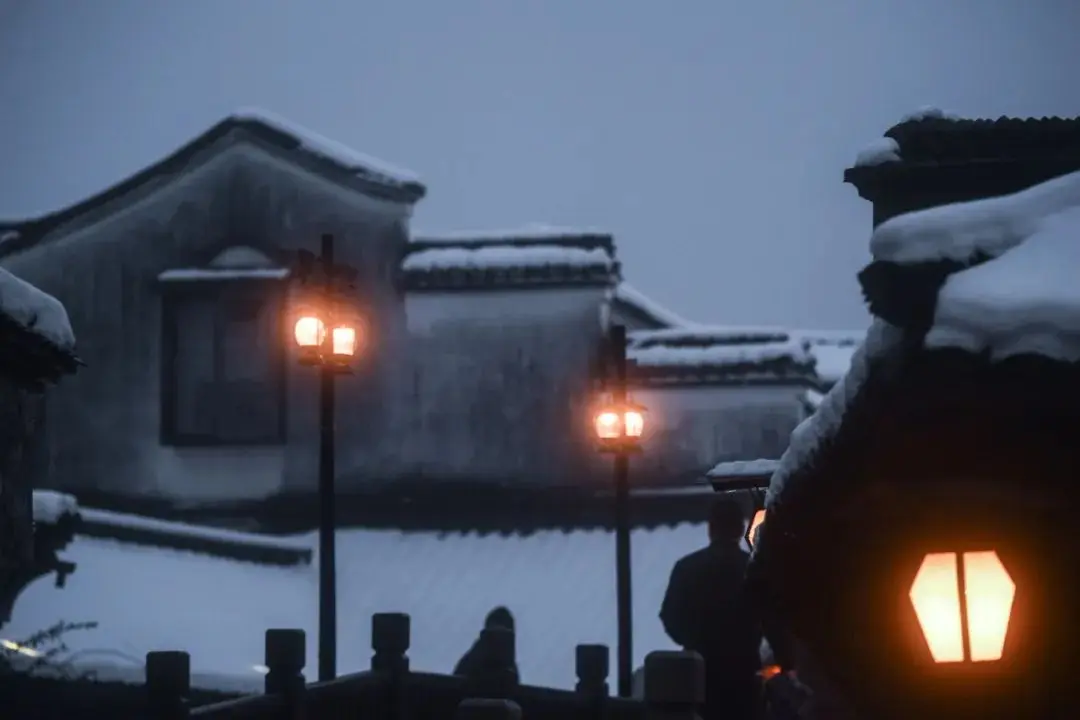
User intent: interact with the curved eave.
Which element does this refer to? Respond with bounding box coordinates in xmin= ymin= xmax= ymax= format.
xmin=0 ymin=118 xmax=425 ymax=259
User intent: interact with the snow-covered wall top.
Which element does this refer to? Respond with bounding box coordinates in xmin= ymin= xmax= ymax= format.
xmin=402 ymin=228 xmax=619 ymax=291
xmin=872 ymin=168 xmax=1080 ymax=362
xmin=627 ymin=327 xmax=817 ymax=386
xmin=611 ymin=283 xmax=695 ymax=329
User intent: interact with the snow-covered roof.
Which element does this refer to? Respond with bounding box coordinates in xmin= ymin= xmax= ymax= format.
xmin=6 ymin=524 xmax=708 ymax=691
xmin=870 ymin=168 xmax=1080 ymax=362
xmin=230 ymin=107 xmax=422 ymax=191
xmin=0 ymin=266 xmax=75 ymax=351
xmin=611 ymin=283 xmax=695 ymax=329
xmin=627 ymin=327 xmax=816 ymax=386
xmin=401 ymin=231 xmax=618 ymax=291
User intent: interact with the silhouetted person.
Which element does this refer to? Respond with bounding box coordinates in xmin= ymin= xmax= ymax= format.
xmin=453 ymin=606 xmax=519 ymax=680
xmin=661 ymin=497 xmax=761 ymax=720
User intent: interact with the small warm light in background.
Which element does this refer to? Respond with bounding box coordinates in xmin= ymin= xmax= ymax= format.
xmin=294 ymin=316 xmax=326 ymax=348
xmin=758 ymin=664 xmax=783 ymax=680
xmin=1 ymin=639 xmax=42 ymax=658
xmin=747 ymin=509 xmax=766 ymax=549
xmin=331 ymin=326 xmax=358 ymax=358
xmin=909 ymin=550 xmax=1015 ymax=663
xmin=592 ymin=401 xmax=647 ymax=445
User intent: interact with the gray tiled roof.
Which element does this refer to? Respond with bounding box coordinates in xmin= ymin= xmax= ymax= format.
xmin=7 ymin=523 xmax=709 ymax=692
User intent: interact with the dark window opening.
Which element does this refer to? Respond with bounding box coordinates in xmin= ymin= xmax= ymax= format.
xmin=160 ymin=281 xmax=287 ymax=447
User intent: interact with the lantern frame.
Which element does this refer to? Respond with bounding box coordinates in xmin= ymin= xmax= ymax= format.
xmin=592 ymin=397 xmax=648 ymax=454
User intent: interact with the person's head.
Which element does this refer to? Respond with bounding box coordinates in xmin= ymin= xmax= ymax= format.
xmin=708 ymin=496 xmax=747 ymax=545
xmin=485 ymin=606 xmax=514 ymax=632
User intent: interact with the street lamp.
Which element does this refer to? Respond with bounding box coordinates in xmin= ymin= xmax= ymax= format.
xmin=290 ymin=233 xmax=362 ymax=682
xmin=592 ymin=323 xmax=647 ymax=698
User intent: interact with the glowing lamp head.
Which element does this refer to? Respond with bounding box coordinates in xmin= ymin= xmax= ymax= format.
xmin=294 ymin=316 xmax=326 ymax=349
xmin=592 ymin=400 xmax=647 ymax=450
xmin=331 ymin=325 xmax=358 ymax=358
xmin=908 ymin=550 xmax=1015 ymax=664
xmin=594 ymin=410 xmax=622 ymax=440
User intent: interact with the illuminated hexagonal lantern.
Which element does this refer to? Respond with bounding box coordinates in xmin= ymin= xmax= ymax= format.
xmin=908 ymin=550 xmax=1016 ymax=664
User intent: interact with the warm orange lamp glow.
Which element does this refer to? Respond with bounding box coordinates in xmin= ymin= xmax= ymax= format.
xmin=908 ymin=550 xmax=1015 ymax=663
xmin=592 ymin=403 xmax=646 ymax=443
xmin=294 ymin=316 xmax=326 ymax=348
xmin=331 ymin=326 xmax=358 ymax=357
xmin=747 ymin=509 xmax=766 ymax=549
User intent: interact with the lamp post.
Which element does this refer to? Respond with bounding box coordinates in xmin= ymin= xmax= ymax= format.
xmin=592 ymin=323 xmax=646 ymax=698
xmin=291 ymin=233 xmax=362 ymax=682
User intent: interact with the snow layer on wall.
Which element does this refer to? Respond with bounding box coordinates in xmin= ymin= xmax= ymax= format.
xmin=0 ymin=266 xmax=75 ymax=350
xmin=870 ymin=168 xmax=1080 ymax=264
xmin=870 ymin=168 xmax=1080 ymax=362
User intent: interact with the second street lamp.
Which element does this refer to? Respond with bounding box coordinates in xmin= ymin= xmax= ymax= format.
xmin=291 ymin=233 xmax=362 ymax=682
xmin=592 ymin=323 xmax=647 ymax=698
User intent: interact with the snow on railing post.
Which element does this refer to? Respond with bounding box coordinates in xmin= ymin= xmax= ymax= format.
xmin=145 ymin=650 xmax=191 ymax=720
xmin=575 ymin=644 xmax=609 ymax=720
xmin=456 ymin=698 xmax=523 ymax=720
xmin=643 ymin=650 xmax=704 ymax=720
xmin=371 ymin=612 xmax=411 ymax=720
xmin=264 ymin=628 xmax=306 ymax=719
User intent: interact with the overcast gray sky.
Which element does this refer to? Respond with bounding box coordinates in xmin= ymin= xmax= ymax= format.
xmin=1 ymin=1 xmax=1077 ymax=329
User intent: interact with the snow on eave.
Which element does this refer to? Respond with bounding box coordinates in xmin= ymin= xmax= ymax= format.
xmin=629 ymin=340 xmax=811 ymax=371
xmin=230 ymin=106 xmax=423 ymax=191
xmin=629 ymin=325 xmax=793 ymax=349
xmin=613 ymin=283 xmax=695 ymax=328
xmin=32 ymin=490 xmax=79 ymax=525
xmin=706 ymin=458 xmax=781 ymax=479
xmin=794 ymin=329 xmax=866 ymax=347
xmin=413 ymin=223 xmax=611 ymax=243
xmin=400 ymin=245 xmax=615 ymax=273
xmin=925 ymin=203 xmax=1080 ymax=362
xmin=853 ymin=136 xmax=901 ymax=167
xmin=78 ymin=507 xmax=312 ymax=556
xmin=762 ymin=319 xmax=905 ymax=514
xmin=870 ymin=168 xmax=1080 ymax=264
xmin=158 ymin=268 xmax=290 ymax=282
xmin=0 ymin=266 xmax=76 ymax=351
xmin=897 ymin=106 xmax=960 ymax=124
